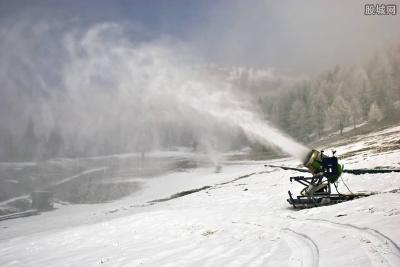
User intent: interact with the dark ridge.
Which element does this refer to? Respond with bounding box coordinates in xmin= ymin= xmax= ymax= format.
xmin=344 ymin=168 xmax=400 ymax=175
xmin=146 ymin=170 xmax=273 ymax=204
xmin=0 ymin=209 xmax=39 ymax=222
xmin=148 ymin=186 xmax=212 ymax=203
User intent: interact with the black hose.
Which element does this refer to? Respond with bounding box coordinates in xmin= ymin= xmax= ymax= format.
xmin=334 ymin=176 xmax=354 ymax=195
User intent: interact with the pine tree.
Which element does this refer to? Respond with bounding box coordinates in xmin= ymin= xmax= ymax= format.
xmin=368 ymin=102 xmax=384 ymax=122
xmin=288 ymin=99 xmax=307 ymax=139
xmin=310 ymin=90 xmax=328 ymax=138
xmin=326 ymin=95 xmax=351 ymax=135
xmin=350 ymin=99 xmax=363 ymax=129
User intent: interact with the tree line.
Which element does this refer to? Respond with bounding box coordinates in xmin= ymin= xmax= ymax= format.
xmin=233 ymin=44 xmax=400 ymax=142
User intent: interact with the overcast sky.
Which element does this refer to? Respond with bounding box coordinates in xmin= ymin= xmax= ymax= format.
xmin=1 ymin=0 xmax=400 ymax=73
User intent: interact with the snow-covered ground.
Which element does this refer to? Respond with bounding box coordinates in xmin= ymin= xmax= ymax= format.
xmin=0 ymin=126 xmax=400 ymax=266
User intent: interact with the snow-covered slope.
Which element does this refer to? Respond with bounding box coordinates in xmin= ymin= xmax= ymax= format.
xmin=0 ymin=126 xmax=400 ymax=266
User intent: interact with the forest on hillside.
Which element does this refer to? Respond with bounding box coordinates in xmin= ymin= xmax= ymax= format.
xmin=234 ymin=44 xmax=400 ymax=142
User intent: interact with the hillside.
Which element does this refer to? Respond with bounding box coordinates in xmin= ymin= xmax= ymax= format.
xmin=0 ymin=125 xmax=399 ymax=266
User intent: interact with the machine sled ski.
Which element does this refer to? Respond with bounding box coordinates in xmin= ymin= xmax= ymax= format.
xmin=266 ymin=149 xmax=400 ymax=209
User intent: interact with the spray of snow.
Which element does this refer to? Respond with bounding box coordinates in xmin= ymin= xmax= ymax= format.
xmin=62 ymin=24 xmax=309 ymax=160
xmin=2 ymin=22 xmax=310 ymax=161
xmin=175 ymin=78 xmax=310 ymax=160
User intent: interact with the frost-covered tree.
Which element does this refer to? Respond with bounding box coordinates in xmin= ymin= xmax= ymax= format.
xmin=288 ymin=99 xmax=307 ymax=138
xmin=350 ymin=99 xmax=363 ymax=129
xmin=310 ymin=89 xmax=328 ymax=138
xmin=368 ymin=102 xmax=384 ymax=122
xmin=326 ymin=95 xmax=351 ymax=135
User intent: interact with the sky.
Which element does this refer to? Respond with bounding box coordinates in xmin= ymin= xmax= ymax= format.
xmin=0 ymin=0 xmax=399 ymax=73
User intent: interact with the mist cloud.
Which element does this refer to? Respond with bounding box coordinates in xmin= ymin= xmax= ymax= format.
xmin=0 ymin=0 xmax=398 ymax=161
xmin=193 ymin=0 xmax=400 ymax=72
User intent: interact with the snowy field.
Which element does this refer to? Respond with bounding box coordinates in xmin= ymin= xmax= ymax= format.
xmin=0 ymin=126 xmax=400 ymax=266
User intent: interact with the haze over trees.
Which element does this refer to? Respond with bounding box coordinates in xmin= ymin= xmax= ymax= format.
xmin=248 ymin=45 xmax=400 ymax=142
xmin=0 ymin=40 xmax=399 ymax=161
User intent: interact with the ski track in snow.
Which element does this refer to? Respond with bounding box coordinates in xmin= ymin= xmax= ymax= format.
xmin=306 ymin=218 xmax=400 ymax=266
xmin=281 ymin=228 xmax=319 ymax=267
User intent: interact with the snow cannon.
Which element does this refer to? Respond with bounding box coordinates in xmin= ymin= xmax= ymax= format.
xmin=265 ymin=149 xmax=400 ymax=208
xmin=302 ymin=149 xmax=343 ymax=183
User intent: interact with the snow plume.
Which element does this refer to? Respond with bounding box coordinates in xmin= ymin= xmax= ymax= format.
xmin=0 ymin=21 xmax=309 ymax=160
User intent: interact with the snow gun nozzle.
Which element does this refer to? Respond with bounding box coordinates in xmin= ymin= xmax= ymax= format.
xmin=303 ymin=149 xmax=322 ymax=174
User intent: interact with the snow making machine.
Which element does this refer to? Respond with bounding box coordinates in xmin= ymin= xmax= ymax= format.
xmin=266 ymin=149 xmax=400 ymax=209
